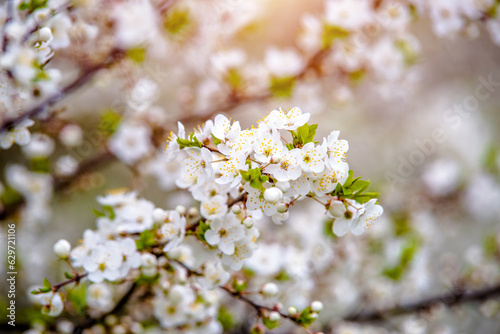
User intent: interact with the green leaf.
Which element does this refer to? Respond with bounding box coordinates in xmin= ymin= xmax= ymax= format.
xmin=383 ymin=237 xmax=420 ymax=281
xmin=212 ymin=134 xmax=221 ymax=145
xmin=18 ymin=0 xmax=48 ymax=13
xmin=196 ymin=220 xmax=210 ymax=242
xmin=217 ymin=306 xmax=236 ymax=331
xmin=349 ymin=69 xmax=365 ymax=84
xmin=68 ymin=283 xmax=87 ymax=315
xmin=484 ymin=234 xmax=498 ymax=258
xmin=127 ymin=47 xmax=147 ymax=63
xmin=350 ymin=180 xmax=370 ymax=192
xmin=323 ymin=219 xmax=337 ymax=240
xmin=263 ymin=317 xmax=279 ymax=330
xmin=274 ymin=270 xmax=292 ymax=282
xmin=176 ymin=135 xmax=202 ymax=149
xmin=323 ymin=24 xmax=349 ymax=49
xmin=296 ymin=306 xmax=317 ymax=326
xmin=286 ymin=143 xmax=294 ymax=150
xmin=297 ymin=123 xmax=309 ymax=144
xmin=269 ymin=76 xmax=295 ymax=98
xmin=30 ymin=157 xmax=51 ymax=173
xmin=306 ymin=124 xmax=318 ymax=143
xmin=259 ymin=175 xmax=269 ymax=183
xmin=0 ymin=186 xmax=22 ymax=207
xmin=225 ymin=68 xmax=244 ymax=91
xmin=99 ymin=109 xmax=122 ymax=135
xmin=43 ymin=278 xmax=51 ymax=290
xmin=136 ymin=230 xmax=156 ymax=251
xmin=249 ymin=178 xmax=263 ymax=190
xmin=164 ymin=8 xmax=191 ymax=35
xmin=31 ymin=289 xmax=40 ymax=295
xmin=64 ymin=272 xmax=73 ymax=279
xmin=343 ymin=170 xmax=354 ymax=188
xmin=93 ymin=208 xmax=105 ymax=218
xmin=232 ymin=279 xmax=247 ymax=293
xmin=391 ymin=211 xmax=412 ymax=236
xmin=102 ymin=205 xmax=116 ymax=220
xmin=395 ymin=39 xmax=418 ymax=66
xmin=240 ymin=170 xmax=251 ymax=182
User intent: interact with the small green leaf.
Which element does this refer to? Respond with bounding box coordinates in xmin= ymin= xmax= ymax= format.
xmin=263 ymin=317 xmax=279 ymax=330
xmin=232 ymin=279 xmax=247 ymax=293
xmin=164 ymin=8 xmax=191 ymax=35
xmin=249 ymin=178 xmax=263 ymax=190
xmin=102 ymin=205 xmax=116 ymax=220
xmin=136 ymin=230 xmax=156 ymax=251
xmin=31 ymin=289 xmax=40 ymax=295
xmin=259 ymin=175 xmax=269 ymax=183
xmin=343 ymin=170 xmax=354 ymax=188
xmin=68 ymin=283 xmax=87 ymax=315
xmin=99 ymin=109 xmax=122 ymax=135
xmin=43 ymin=277 xmax=51 ymax=289
xmin=350 ymin=180 xmax=370 ymax=192
xmin=64 ymin=272 xmax=73 ymax=279
xmin=225 ymin=68 xmax=244 ymax=91
xmin=127 ymin=47 xmax=146 ymax=63
xmin=212 ymin=134 xmax=221 ymax=145
xmin=240 ymin=170 xmax=251 ymax=182
xmin=269 ymin=76 xmax=295 ymax=98
xmin=323 ymin=24 xmax=349 ymax=49
xmin=217 ymin=306 xmax=236 ymax=331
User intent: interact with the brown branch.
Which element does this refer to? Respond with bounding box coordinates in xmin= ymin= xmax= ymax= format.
xmin=220 ymin=286 xmax=315 ymax=334
xmin=344 ymin=283 xmax=500 ymax=322
xmin=0 ymin=44 xmax=329 ymax=223
xmin=73 ymin=282 xmax=138 ymax=334
xmin=52 ymin=272 xmax=88 ymax=292
xmin=0 ymin=48 xmax=126 ymax=133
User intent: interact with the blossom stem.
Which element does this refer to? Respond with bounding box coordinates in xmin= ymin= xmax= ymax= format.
xmin=52 ymin=272 xmax=88 ymax=292
xmin=220 ymin=286 xmax=316 ymax=334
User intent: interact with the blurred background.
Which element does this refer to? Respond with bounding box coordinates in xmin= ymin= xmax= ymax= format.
xmin=1 ymin=0 xmax=500 ymax=333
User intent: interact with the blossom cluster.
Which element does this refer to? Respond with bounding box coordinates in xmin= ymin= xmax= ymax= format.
xmin=166 ymin=107 xmax=383 ymax=235
xmin=28 ymin=109 xmax=375 ymax=332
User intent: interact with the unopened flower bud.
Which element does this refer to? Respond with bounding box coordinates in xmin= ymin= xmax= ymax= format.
xmin=250 ymin=324 xmax=264 ymax=334
xmin=264 ymin=187 xmax=283 ymax=204
xmin=187 ymin=207 xmax=199 ymax=217
xmin=175 ymin=205 xmax=186 ymax=215
xmin=311 ymin=301 xmax=323 ymax=312
xmin=243 ymin=217 xmax=253 ymax=228
xmin=141 ymin=253 xmax=157 ymax=268
xmin=288 ymin=306 xmax=298 ymax=316
xmin=268 ymin=311 xmax=280 ymax=322
xmin=275 ymin=181 xmax=290 ymax=192
xmin=59 ymin=124 xmax=83 ymax=147
xmin=152 ymin=208 xmax=167 ymax=223
xmin=309 ymin=312 xmax=318 ymax=320
xmin=271 ymin=154 xmax=281 ymax=163
xmin=38 ymin=27 xmax=52 ymax=41
xmin=53 ymin=239 xmax=71 ymax=258
xmin=276 ymin=202 xmax=288 ymax=213
xmin=261 ymin=282 xmax=278 ymax=297
xmin=141 ymin=266 xmax=157 ymax=277
xmin=231 ymin=205 xmax=241 ymax=214
xmin=328 ymin=200 xmax=346 ymax=218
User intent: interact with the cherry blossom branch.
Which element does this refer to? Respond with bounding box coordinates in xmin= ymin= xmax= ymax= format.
xmin=73 ymin=282 xmax=138 ymax=334
xmin=220 ymin=286 xmax=317 ymax=334
xmin=0 ymin=48 xmax=126 ymax=133
xmin=51 ymin=272 xmax=88 ymax=292
xmin=344 ymin=282 xmax=500 ymax=322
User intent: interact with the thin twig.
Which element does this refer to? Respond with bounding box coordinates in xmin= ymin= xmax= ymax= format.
xmin=0 ymin=48 xmax=126 ymax=133
xmin=52 ymin=272 xmax=88 ymax=292
xmin=344 ymin=283 xmax=500 ymax=322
